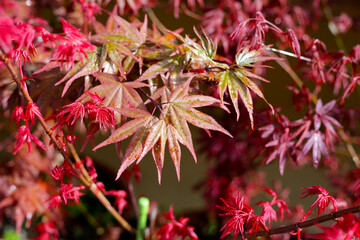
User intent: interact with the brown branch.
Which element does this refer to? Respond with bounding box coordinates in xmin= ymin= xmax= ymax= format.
xmin=243 ymin=205 xmax=360 ymax=239
xmin=0 ymin=47 xmax=135 ymax=234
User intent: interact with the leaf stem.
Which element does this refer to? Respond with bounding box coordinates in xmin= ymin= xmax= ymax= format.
xmin=146 ymin=8 xmax=167 ymax=35
xmin=138 ymin=87 xmax=165 ymax=117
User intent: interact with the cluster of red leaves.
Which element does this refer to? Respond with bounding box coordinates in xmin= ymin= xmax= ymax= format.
xmin=49 ymin=157 xmax=127 ymax=214
xmin=157 ymin=206 xmax=198 ymax=240
xmin=300 ymin=185 xmax=337 ymax=221
xmin=11 ymin=102 xmax=46 ymax=155
xmin=2 ymin=0 xmax=360 ymax=239
xmin=310 ymin=213 xmax=360 ymax=240
xmin=48 ymin=161 xmax=84 ymax=208
xmin=55 ymin=91 xmax=115 ymax=151
xmin=53 ymin=19 xmax=96 ymax=68
xmin=217 ymin=191 xmax=268 ymax=239
xmin=260 ymin=98 xmax=342 ymax=174
xmin=218 ymin=185 xmax=340 ymax=239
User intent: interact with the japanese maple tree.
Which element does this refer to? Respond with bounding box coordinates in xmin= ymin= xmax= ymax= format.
xmin=1 ymin=0 xmax=360 ymax=239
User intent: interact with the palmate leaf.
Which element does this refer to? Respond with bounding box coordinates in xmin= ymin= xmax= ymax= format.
xmin=136 ymin=54 xmax=185 ymax=82
xmin=110 ymin=14 xmax=147 ymax=46
xmin=95 ymin=109 xmax=170 ymax=183
xmin=216 ymin=68 xmax=273 ymax=129
xmin=77 ymin=72 xmax=147 ymax=122
xmin=105 ymin=41 xmax=141 ymax=70
xmin=235 ymin=47 xmax=274 ymax=67
xmin=160 ymin=78 xmax=232 ymax=180
xmin=168 ymin=28 xmax=228 ymax=69
xmin=93 ymin=108 xmax=154 ymax=174
xmin=94 ymin=78 xmax=232 ymax=184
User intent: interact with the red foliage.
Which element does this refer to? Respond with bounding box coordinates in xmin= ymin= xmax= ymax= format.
xmin=1 ymin=0 xmax=360 ymax=239
xmin=157 ymin=206 xmax=198 ymax=240
xmin=300 ymin=185 xmax=337 ymax=220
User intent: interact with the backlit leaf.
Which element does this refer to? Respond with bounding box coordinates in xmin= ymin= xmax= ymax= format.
xmin=56 ymin=51 xmax=100 ymax=96
xmin=136 ymin=54 xmax=185 ymax=82
xmin=216 ymin=69 xmax=273 ymax=129
xmin=77 ymin=72 xmax=147 ymax=122
xmin=93 ymin=109 xmax=153 ymax=151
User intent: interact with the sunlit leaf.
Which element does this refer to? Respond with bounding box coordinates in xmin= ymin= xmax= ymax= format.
xmin=92 ymin=33 xmax=136 ymax=44
xmin=235 ymin=47 xmax=275 ymax=67
xmin=216 ymin=69 xmax=273 ymax=129
xmin=136 ymin=54 xmax=185 ymax=82
xmin=94 ymin=108 xmax=153 ymax=151
xmin=111 ymin=14 xmax=142 ymax=45
xmin=56 ymin=51 xmax=100 ymax=96
xmin=168 ymin=28 xmax=228 ymax=69
xmin=77 ymin=72 xmax=147 ymax=122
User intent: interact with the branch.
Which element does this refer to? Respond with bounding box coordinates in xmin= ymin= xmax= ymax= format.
xmin=243 ymin=205 xmax=360 ymax=239
xmin=0 ymin=47 xmax=136 ymax=234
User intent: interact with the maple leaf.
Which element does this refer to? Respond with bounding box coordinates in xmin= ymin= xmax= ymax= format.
xmin=111 ymin=14 xmax=147 ymax=46
xmin=93 ymin=108 xmax=156 ymax=177
xmin=157 ymin=77 xmax=231 ymax=180
xmin=11 ymin=106 xmax=24 ymax=127
xmin=264 ymin=127 xmax=294 ymax=175
xmin=297 ymin=130 xmax=328 ymax=168
xmin=136 ymin=54 xmax=186 ymax=82
xmin=157 ymin=206 xmax=198 ymax=240
xmin=94 ymin=78 xmax=231 ymax=183
xmin=257 ymin=187 xmax=289 ymax=228
xmin=217 ymin=193 xmax=254 ymax=239
xmin=169 ymin=27 xmax=229 ymax=69
xmin=314 ymin=99 xmax=342 ymax=135
xmin=77 ymin=72 xmax=147 ymax=122
xmin=300 ymin=185 xmax=337 ymax=220
xmin=14 ymin=125 xmax=46 ymax=154
xmin=102 ymin=41 xmax=140 ymax=76
xmin=92 ymin=16 xmax=147 ymax=76
xmin=216 ymin=67 xmax=273 ymax=129
xmin=284 ymin=29 xmax=301 ymax=59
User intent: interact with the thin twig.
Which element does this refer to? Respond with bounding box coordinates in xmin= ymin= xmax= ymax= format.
xmin=339 ymin=129 xmax=360 ymax=168
xmin=138 ymin=87 xmax=165 ymax=117
xmin=266 ymin=50 xmax=317 ymax=104
xmin=244 ymin=205 xmax=360 ymax=239
xmin=267 ymin=47 xmax=311 ymax=62
xmin=146 ymin=8 xmax=167 ymax=35
xmin=0 ymin=47 xmax=136 ymax=234
xmin=128 ymin=180 xmax=139 ymax=217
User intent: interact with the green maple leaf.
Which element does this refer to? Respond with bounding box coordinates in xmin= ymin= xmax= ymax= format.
xmin=104 ymin=14 xmax=147 ymax=47
xmin=136 ymin=54 xmax=186 ymax=82
xmin=216 ymin=47 xmax=274 ymax=128
xmin=168 ymin=27 xmax=229 ymax=69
